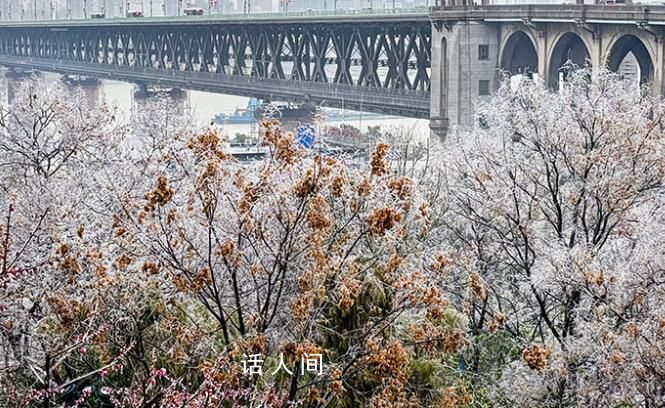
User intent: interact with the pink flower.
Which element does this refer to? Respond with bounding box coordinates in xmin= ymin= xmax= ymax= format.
xmin=78 ymin=347 xmax=87 ymax=354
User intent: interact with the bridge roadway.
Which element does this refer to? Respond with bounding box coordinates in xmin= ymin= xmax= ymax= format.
xmin=0 ymin=9 xmax=431 ymax=118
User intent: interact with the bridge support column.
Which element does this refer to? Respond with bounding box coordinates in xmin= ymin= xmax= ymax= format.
xmin=429 ymin=23 xmax=449 ymax=139
xmin=589 ymin=34 xmax=604 ymax=75
xmin=536 ymin=31 xmax=548 ymax=85
xmin=429 ymin=20 xmax=500 ymax=139
xmin=654 ymin=37 xmax=664 ymax=97
xmin=4 ymin=68 xmax=42 ymax=104
xmin=61 ymin=75 xmax=102 ymax=108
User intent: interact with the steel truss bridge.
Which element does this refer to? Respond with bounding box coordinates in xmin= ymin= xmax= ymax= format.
xmin=0 ymin=12 xmax=431 ymax=118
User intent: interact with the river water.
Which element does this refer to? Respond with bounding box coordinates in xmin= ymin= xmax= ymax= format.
xmin=3 ymin=71 xmax=430 ymax=143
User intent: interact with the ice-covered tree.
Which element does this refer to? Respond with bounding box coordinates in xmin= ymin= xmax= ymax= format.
xmin=439 ymin=68 xmax=665 ymax=407
xmin=1 ymin=79 xmax=465 ymax=407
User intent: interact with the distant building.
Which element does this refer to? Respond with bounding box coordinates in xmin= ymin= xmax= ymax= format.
xmin=250 ymin=0 xmax=277 ymax=12
xmin=282 ymin=0 xmax=426 ymax=13
xmin=164 ymin=0 xmax=179 ymax=15
xmin=70 ymin=0 xmax=85 ymax=18
xmin=2 ymin=0 xmax=54 ymax=20
xmin=0 ymin=1 xmax=11 ymax=21
xmin=85 ymin=0 xmax=117 ymax=15
xmin=104 ymin=0 xmax=122 ymax=16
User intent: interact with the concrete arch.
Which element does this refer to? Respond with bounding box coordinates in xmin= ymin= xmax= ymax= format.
xmin=606 ymin=33 xmax=655 ymax=85
xmin=547 ymin=32 xmax=591 ymax=89
xmin=499 ymin=30 xmax=538 ymax=76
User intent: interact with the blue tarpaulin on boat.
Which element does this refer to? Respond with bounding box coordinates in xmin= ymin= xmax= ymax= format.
xmin=296 ymin=125 xmax=315 ymax=148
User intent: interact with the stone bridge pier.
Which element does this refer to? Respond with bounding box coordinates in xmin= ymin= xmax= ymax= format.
xmin=429 ymin=4 xmax=665 ymax=138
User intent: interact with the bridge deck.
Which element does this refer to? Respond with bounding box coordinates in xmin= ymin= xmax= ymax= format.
xmin=431 ymin=4 xmax=665 ymax=23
